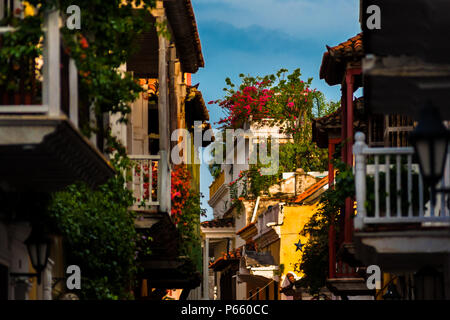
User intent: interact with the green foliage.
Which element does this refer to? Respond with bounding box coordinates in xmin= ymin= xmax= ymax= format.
xmin=178 ymin=192 xmax=206 ymax=272
xmin=47 ymin=177 xmax=138 ymax=300
xmin=294 ymin=160 xmax=354 ymax=296
xmin=0 ymin=7 xmax=42 ymax=91
xmin=208 ymin=163 xmax=222 ymax=179
xmin=211 ymin=69 xmax=339 ymax=202
xmin=278 ymin=142 xmax=328 ymax=173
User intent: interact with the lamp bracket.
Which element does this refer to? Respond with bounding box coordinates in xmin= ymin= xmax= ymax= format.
xmin=10 ymin=272 xmax=39 ymax=278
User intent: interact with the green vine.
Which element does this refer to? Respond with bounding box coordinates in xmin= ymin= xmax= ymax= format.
xmin=178 ymin=191 xmax=206 ymax=273
xmin=294 ymin=159 xmax=354 ymax=296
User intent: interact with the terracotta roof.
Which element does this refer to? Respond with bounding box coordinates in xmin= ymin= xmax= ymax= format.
xmin=320 ymin=33 xmax=364 ymax=86
xmin=236 ymin=222 xmax=256 ymax=236
xmin=293 ymin=176 xmax=328 ymax=203
xmin=314 ymin=107 xmax=342 ymax=129
xmin=209 ymin=247 xmax=242 ymax=271
xmin=201 ymin=217 xmax=234 ymax=228
xmin=312 ymin=98 xmax=366 ymax=148
xmin=312 ymin=107 xmax=342 ymax=148
xmin=327 ymin=33 xmax=363 ymax=60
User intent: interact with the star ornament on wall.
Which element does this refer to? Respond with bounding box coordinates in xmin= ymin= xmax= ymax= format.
xmin=294 ymin=239 xmax=304 ymax=252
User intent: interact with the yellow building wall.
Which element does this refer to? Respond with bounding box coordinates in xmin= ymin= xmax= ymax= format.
xmin=279 ymin=204 xmax=318 ymax=279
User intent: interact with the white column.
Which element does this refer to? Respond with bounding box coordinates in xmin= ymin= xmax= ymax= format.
xmin=157 ymin=16 xmax=171 ymax=214
xmin=42 ymin=258 xmax=54 ymax=300
xmin=69 ymin=58 xmax=78 ymax=128
xmin=43 ymin=8 xmax=60 ymax=116
xmin=353 ymin=132 xmax=367 ymax=230
xmin=203 ymin=237 xmax=209 ymax=300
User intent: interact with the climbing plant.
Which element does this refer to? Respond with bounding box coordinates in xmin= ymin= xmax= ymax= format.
xmin=47 ymin=174 xmax=138 ymax=300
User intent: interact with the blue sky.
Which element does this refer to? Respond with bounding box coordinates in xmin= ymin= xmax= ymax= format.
xmin=190 ymin=0 xmax=361 ymax=221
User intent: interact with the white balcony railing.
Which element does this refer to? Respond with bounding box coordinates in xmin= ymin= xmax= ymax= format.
xmin=353 ymin=132 xmax=450 ymax=230
xmin=128 ymin=155 xmax=160 ymax=210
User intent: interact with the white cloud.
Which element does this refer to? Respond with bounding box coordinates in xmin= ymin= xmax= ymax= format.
xmin=193 ymin=0 xmax=360 ymax=42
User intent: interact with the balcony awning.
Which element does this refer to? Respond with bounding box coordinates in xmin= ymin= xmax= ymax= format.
xmin=127 ymin=0 xmax=204 ymax=77
xmin=164 ymin=0 xmax=204 ymax=73
xmin=0 ymin=117 xmax=115 ymax=192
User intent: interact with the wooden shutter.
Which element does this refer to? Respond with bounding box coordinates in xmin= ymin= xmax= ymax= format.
xmin=130 ymin=92 xmax=149 ymax=155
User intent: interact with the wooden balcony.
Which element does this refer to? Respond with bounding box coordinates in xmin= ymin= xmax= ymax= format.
xmin=0 ymin=9 xmax=114 ymax=191
xmin=352 ymin=132 xmax=450 ymax=272
xmin=209 ymin=170 xmax=225 ymax=200
xmin=353 ymin=132 xmax=450 ymax=228
xmin=128 ymin=155 xmax=160 ymax=212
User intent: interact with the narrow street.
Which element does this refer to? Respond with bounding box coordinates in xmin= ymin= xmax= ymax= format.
xmin=0 ymin=0 xmax=449 ymax=306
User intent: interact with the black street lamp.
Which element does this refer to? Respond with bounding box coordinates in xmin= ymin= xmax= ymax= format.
xmin=10 ymin=226 xmax=52 ymax=285
xmin=25 ymin=226 xmax=52 ymax=284
xmin=410 ymin=105 xmax=450 ymax=202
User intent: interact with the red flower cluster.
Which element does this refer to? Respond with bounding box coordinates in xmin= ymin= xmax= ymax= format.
xmin=210 ymin=81 xmax=273 ymax=128
xmin=79 ymin=35 xmax=89 ymax=49
xmin=138 ymin=163 xmax=191 ymax=224
xmin=170 ymin=164 xmax=191 ymax=224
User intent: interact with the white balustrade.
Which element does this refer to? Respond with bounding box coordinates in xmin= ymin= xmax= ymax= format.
xmin=128 ymin=155 xmax=161 ymax=209
xmin=353 ymin=132 xmax=450 ymax=230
